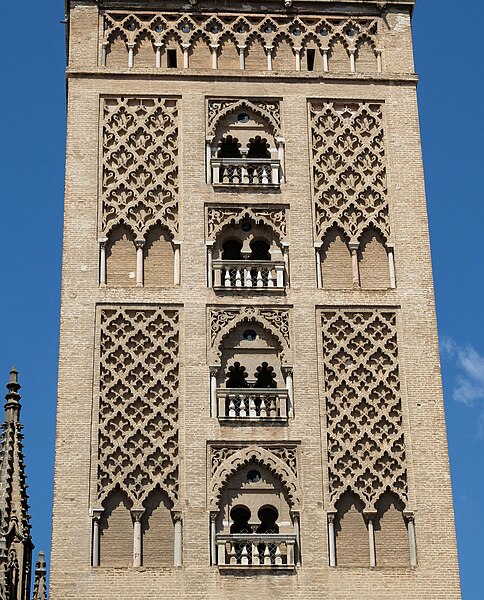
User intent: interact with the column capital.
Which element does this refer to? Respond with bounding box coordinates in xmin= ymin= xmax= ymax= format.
xmin=209 ymin=365 xmax=220 ymax=376
xmin=131 ymin=508 xmax=144 ymax=521
xmin=90 ymin=508 xmax=104 ymax=520
xmin=135 ymin=239 xmax=145 ymax=249
xmin=349 ymin=242 xmax=359 ymax=251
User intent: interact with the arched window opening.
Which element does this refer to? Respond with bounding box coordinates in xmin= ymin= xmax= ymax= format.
xmin=225 ymin=362 xmax=249 ymax=388
xmin=105 ymin=225 xmax=136 ymax=287
xmin=334 ymin=492 xmax=368 ymax=567
xmin=222 ymin=239 xmax=243 ymax=260
xmin=141 ymin=489 xmax=175 ymax=567
xmin=215 ymin=465 xmax=297 ymax=568
xmin=320 ymin=228 xmax=352 ymax=289
xmin=254 ymin=362 xmax=277 ymax=388
xmin=358 ymin=227 xmax=389 ymax=289
xmin=374 ymin=492 xmax=410 ymax=567
xmin=247 ymin=136 xmax=270 ymax=158
xmin=99 ymin=490 xmax=133 ymax=567
xmin=144 ymin=225 xmax=175 ymax=287
xmin=218 ymin=135 xmax=242 ymax=159
xmin=250 ymin=239 xmax=271 ymax=260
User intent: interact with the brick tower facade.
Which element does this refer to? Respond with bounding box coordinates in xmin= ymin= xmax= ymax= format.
xmin=51 ymin=0 xmax=462 ymax=598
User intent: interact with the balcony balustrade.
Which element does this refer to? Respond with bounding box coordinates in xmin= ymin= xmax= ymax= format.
xmin=212 ymin=260 xmax=285 ymax=290
xmin=216 ymin=533 xmax=297 ymax=568
xmin=211 ymin=158 xmax=280 ymax=187
xmin=217 ymin=388 xmax=288 ymax=421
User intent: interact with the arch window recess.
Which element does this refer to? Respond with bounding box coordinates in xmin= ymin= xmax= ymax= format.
xmin=206 ymin=103 xmax=284 ymax=188
xmin=314 ymin=227 xmax=396 ymax=290
xmin=207 ymin=220 xmax=288 ymax=291
xmin=212 ymin=464 xmax=299 ymax=569
xmin=210 ymin=323 xmax=293 ymax=422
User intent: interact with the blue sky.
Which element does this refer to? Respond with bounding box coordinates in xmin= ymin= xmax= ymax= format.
xmin=1 ymin=0 xmax=483 ymax=597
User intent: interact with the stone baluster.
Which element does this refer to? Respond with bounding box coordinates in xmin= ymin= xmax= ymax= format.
xmin=127 ymin=43 xmax=135 ymax=68
xmin=99 ymin=237 xmax=108 ymax=287
xmin=263 ymin=544 xmax=271 ymax=565
xmin=328 ymin=512 xmax=336 ymax=567
xmin=242 ymin=163 xmax=249 ymax=184
xmin=252 ymin=542 xmax=259 ymax=565
xmin=174 ymin=512 xmax=183 ymax=566
xmin=262 ymin=165 xmax=269 ymax=184
xmin=249 ymin=395 xmax=257 ymax=417
xmin=154 ymin=43 xmax=163 ymax=68
xmin=228 ymin=396 xmax=236 ymax=417
xmin=241 ymin=545 xmax=249 ymax=565
xmin=182 ymin=43 xmax=190 ymax=69
xmin=239 ymin=396 xmax=247 ymax=417
xmin=322 ymin=47 xmax=329 ymax=72
xmin=256 ymin=269 xmax=264 ymax=287
xmin=238 ymin=45 xmax=246 ymax=70
xmin=229 ymin=543 xmax=237 ymax=565
xmin=135 ymin=239 xmax=144 ymax=287
xmin=91 ymin=509 xmax=103 ymax=567
xmin=388 ymin=244 xmax=396 ymax=288
xmin=224 ymin=267 xmax=231 ymax=287
xmin=210 ymin=44 xmax=219 ymax=69
xmin=132 ymin=509 xmax=144 ymax=567
xmin=235 ymin=267 xmax=242 ymax=287
xmin=244 ymin=266 xmax=252 ymax=287
xmin=349 ymin=48 xmax=356 ymax=73
xmin=275 ymin=544 xmax=282 ymax=565
xmin=294 ymin=47 xmax=302 ymax=71
xmin=260 ymin=395 xmax=267 ymax=417
xmin=267 ymin=267 xmax=274 ymax=287
xmin=314 ymin=242 xmax=322 ymax=288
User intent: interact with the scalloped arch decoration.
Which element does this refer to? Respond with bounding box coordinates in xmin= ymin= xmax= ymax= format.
xmin=207 ymin=99 xmax=282 ymax=141
xmin=207 ymin=206 xmax=287 ymax=241
xmin=209 ymin=445 xmax=301 ymax=510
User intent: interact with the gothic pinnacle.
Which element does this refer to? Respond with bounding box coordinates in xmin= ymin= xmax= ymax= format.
xmin=4 ymin=367 xmax=21 ymax=423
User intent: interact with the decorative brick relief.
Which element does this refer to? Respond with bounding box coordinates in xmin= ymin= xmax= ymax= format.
xmin=98 ymin=307 xmax=179 ymax=507
xmin=101 ymin=97 xmax=178 ymax=238
xmin=207 ymin=99 xmax=282 ymax=141
xmin=321 ymin=309 xmax=407 ymax=510
xmin=209 ymin=307 xmax=291 ymax=364
xmin=207 ymin=206 xmax=287 ymax=241
xmin=310 ymin=102 xmax=389 ymax=245
xmin=209 ymin=444 xmax=300 ymax=510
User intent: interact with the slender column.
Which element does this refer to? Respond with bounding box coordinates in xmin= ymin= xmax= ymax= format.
xmin=127 ymin=43 xmax=135 ymax=68
xmin=276 ymin=136 xmax=285 ymax=183
xmin=315 ymin=242 xmax=322 ymax=288
xmin=91 ymin=509 xmax=103 ymax=567
xmin=132 ymin=509 xmax=144 ymax=567
xmin=238 ymin=45 xmax=246 ymax=70
xmin=154 ymin=43 xmax=163 ymax=68
xmin=388 ymin=244 xmax=396 ymax=288
xmin=405 ymin=513 xmax=417 ymax=566
xmin=350 ymin=243 xmax=360 ymax=288
xmin=135 ymin=239 xmax=144 ymax=287
xmin=266 ymin=46 xmax=273 ymax=70
xmin=174 ymin=513 xmax=183 ymax=566
xmin=283 ymin=367 xmax=294 ymax=417
xmin=173 ymin=240 xmax=181 ymax=285
xmin=206 ymin=242 xmax=214 ymax=287
xmin=328 ymin=513 xmax=336 ymax=567
xmin=281 ymin=242 xmax=289 ymax=286
xmin=206 ymin=142 xmax=213 ymax=184
xmin=292 ymin=511 xmax=301 ymax=566
xmin=101 ymin=43 xmax=108 ymax=66
xmin=349 ymin=48 xmax=356 ymax=73
xmin=210 ymin=512 xmax=217 ymax=565
xmin=366 ymin=513 xmax=376 ymax=567
xmin=376 ymin=48 xmax=383 ymax=73
xmin=99 ymin=237 xmax=108 ymax=287
xmin=210 ymin=367 xmax=218 ymax=417
xmin=182 ymin=43 xmax=190 ymax=69
xmin=294 ymin=47 xmax=302 ymax=71
xmin=322 ymin=47 xmax=329 ymax=72
xmin=210 ymin=44 xmax=219 ymax=69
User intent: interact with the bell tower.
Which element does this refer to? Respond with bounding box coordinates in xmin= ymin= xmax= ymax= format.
xmin=51 ymin=0 xmax=461 ymax=598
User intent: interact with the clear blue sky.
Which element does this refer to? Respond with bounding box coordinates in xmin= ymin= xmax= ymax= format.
xmin=2 ymin=1 xmax=483 ymax=597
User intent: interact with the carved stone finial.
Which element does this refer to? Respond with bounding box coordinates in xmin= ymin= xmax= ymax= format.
xmin=32 ymin=551 xmax=48 ymax=600
xmin=5 ymin=367 xmax=21 ymax=423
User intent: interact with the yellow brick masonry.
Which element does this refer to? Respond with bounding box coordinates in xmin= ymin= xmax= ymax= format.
xmin=50 ymin=1 xmax=461 ymax=598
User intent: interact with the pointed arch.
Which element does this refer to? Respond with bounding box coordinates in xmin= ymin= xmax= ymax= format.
xmin=374 ymin=492 xmax=409 ymax=566
xmin=143 ymin=224 xmax=174 ymax=287
xmin=105 ymin=224 xmax=137 ymax=287
xmin=134 ymin=32 xmax=155 ymax=68
xmin=105 ymin=30 xmax=128 ymax=68
xmin=334 ymin=491 xmax=368 ymax=567
xmin=189 ymin=33 xmax=212 ymax=69
xmin=356 ymin=36 xmax=377 ymax=73
xmin=328 ymin=35 xmax=350 ymax=72
xmin=99 ymin=489 xmax=133 ymax=567
xmin=210 ymin=445 xmax=301 ymax=510
xmin=142 ymin=488 xmax=175 ymax=567
xmin=272 ymin=35 xmax=295 ymax=71
xmin=245 ymin=35 xmax=267 ymax=71
xmin=321 ymin=227 xmax=353 ymax=289
xmin=358 ymin=226 xmax=389 ymax=289
xmin=218 ymin=34 xmax=240 ymax=70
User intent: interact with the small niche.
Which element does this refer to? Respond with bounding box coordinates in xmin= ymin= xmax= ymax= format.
xmin=167 ymin=49 xmax=177 ymax=68
xmin=307 ymin=49 xmax=316 ymax=71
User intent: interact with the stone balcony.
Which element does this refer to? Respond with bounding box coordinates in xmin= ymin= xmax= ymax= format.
xmin=216 ymin=533 xmax=297 ymax=569
xmin=212 ymin=260 xmax=286 ymax=290
xmin=211 ymin=158 xmax=281 ymax=187
xmin=217 ymin=388 xmax=289 ymax=422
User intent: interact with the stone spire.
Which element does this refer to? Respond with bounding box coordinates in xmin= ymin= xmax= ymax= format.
xmin=31 ymin=552 xmax=47 ymax=600
xmin=0 ymin=369 xmax=33 ymax=600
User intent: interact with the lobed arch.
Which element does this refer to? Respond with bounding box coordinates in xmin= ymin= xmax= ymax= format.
xmin=217 ymin=30 xmax=238 ymax=46
xmin=188 ymin=29 xmax=212 ymax=46
xmin=107 ymin=28 xmax=128 ymax=44
xmin=207 ymin=99 xmax=282 ymax=142
xmin=209 ymin=445 xmax=301 ymax=511
xmin=355 ymin=223 xmax=389 ymax=246
xmin=134 ymin=29 xmax=156 ymax=46
xmin=272 ymin=31 xmax=295 ymax=49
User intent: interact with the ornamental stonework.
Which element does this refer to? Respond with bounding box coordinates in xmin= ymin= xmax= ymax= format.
xmin=101 ymin=97 xmax=179 ymax=238
xmin=321 ymin=309 xmax=407 ymax=510
xmin=98 ymin=307 xmax=180 ymax=507
xmin=207 ymin=205 xmax=287 ymax=241
xmin=310 ymin=101 xmax=389 ymax=245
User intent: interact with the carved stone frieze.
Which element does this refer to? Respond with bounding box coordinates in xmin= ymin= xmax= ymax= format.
xmin=101 ymin=97 xmax=179 ymax=238
xmin=321 ymin=309 xmax=407 ymax=510
xmin=207 ymin=99 xmax=282 ymax=140
xmin=98 ymin=307 xmax=180 ymax=507
xmin=310 ymin=101 xmax=389 ymax=245
xmin=207 ymin=206 xmax=287 ymax=241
